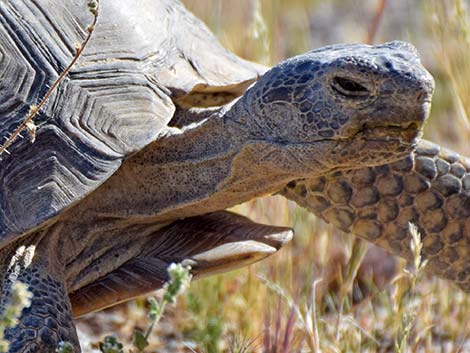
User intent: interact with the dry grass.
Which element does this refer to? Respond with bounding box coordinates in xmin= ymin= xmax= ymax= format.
xmin=77 ymin=0 xmax=470 ymax=352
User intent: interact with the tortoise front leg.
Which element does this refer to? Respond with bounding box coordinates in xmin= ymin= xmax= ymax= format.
xmin=0 ymin=235 xmax=79 ymax=353
xmin=282 ymin=139 xmax=470 ymax=291
xmin=70 ymin=211 xmax=292 ymax=318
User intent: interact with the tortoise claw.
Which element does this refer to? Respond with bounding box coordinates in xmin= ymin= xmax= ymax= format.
xmin=184 ymin=228 xmax=293 ymax=277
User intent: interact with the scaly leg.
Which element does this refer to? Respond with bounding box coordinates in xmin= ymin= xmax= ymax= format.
xmin=70 ymin=211 xmax=292 ymax=317
xmin=0 ymin=233 xmax=79 ymax=353
xmin=282 ymin=139 xmax=470 ymax=291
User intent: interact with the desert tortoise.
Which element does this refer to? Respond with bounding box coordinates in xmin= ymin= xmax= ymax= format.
xmin=0 ymin=0 xmax=434 ymax=351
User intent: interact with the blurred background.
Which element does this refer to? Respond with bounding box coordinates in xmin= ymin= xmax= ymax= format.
xmin=77 ymin=1 xmax=470 ymax=352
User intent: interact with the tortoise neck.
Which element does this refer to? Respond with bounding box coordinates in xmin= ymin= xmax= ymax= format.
xmin=67 ymin=106 xmax=280 ymax=222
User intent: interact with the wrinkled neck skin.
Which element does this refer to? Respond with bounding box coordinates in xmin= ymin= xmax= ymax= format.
xmin=69 ymin=98 xmax=323 ymax=226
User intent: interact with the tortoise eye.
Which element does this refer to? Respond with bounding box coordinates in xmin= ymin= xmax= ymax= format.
xmin=332 ymin=76 xmax=369 ymax=97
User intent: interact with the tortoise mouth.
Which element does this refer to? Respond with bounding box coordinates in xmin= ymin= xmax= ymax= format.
xmin=331 ymin=119 xmax=423 ymax=146
xmin=353 ymin=121 xmax=423 ymax=144
xmin=310 ymin=121 xmax=424 ymax=173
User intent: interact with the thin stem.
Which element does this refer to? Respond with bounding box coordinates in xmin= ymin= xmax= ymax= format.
xmin=0 ymin=0 xmax=100 ymax=156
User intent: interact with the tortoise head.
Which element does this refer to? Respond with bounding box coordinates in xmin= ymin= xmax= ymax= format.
xmin=230 ymin=41 xmax=434 ymax=176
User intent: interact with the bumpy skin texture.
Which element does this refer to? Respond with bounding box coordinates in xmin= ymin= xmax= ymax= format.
xmin=0 ymin=239 xmax=78 ymax=353
xmin=282 ymin=139 xmax=470 ymax=291
xmin=3 ymin=273 xmax=77 ymax=353
xmin=243 ymin=42 xmax=431 ymax=144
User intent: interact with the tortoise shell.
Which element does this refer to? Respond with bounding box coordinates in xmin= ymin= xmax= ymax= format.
xmin=0 ymin=0 xmax=264 ymax=245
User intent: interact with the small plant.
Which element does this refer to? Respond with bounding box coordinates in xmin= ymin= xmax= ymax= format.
xmin=392 ymin=223 xmax=428 ymax=353
xmin=98 ymin=263 xmax=192 ymax=353
xmin=99 ymin=335 xmax=124 ymax=353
